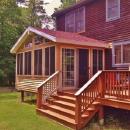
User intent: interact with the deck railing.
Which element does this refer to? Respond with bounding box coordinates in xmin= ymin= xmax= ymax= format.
xmin=75 ymin=70 xmax=130 ymax=124
xmin=104 ymin=70 xmax=130 ymax=99
xmin=37 ymin=71 xmax=60 ymax=109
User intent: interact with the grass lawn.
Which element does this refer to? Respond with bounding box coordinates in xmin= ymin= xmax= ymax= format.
xmin=0 ymin=92 xmax=69 ymax=130
xmin=0 ymin=92 xmax=130 ymax=130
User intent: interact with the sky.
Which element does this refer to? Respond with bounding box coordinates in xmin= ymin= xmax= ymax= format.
xmin=44 ymin=0 xmax=61 ymax=15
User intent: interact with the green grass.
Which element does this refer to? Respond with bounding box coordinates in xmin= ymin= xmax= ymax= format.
xmin=1 ymin=92 xmax=130 ymax=130
xmin=0 ymin=92 xmax=69 ymax=130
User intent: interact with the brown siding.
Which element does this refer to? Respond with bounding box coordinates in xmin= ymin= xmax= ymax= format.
xmin=56 ymin=0 xmax=130 ymax=42
xmin=56 ymin=15 xmax=65 ymax=31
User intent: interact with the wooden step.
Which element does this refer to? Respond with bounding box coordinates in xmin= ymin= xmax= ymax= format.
xmin=37 ymin=108 xmax=77 ymax=129
xmin=52 ymin=95 xmax=76 ymax=104
xmin=57 ymin=91 xmax=76 ymax=98
xmin=43 ymin=104 xmax=75 ymax=119
xmin=47 ymin=99 xmax=75 ymax=111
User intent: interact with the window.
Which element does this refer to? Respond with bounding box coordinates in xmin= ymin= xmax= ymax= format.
xmin=65 ymin=7 xmax=85 ymax=33
xmin=45 ymin=46 xmax=55 ymax=75
xmin=24 ymin=51 xmax=32 ymax=75
xmin=93 ymin=49 xmax=103 ymax=75
xmin=34 ymin=49 xmax=42 ymax=75
xmin=106 ymin=0 xmax=120 ymax=21
xmin=115 ymin=45 xmax=121 ymax=64
xmin=24 ymin=37 xmax=32 ymax=48
xmin=35 ymin=35 xmax=43 ymax=45
xmin=113 ymin=42 xmax=130 ymax=66
xmin=62 ymin=48 xmax=75 ymax=86
xmin=65 ymin=11 xmax=75 ymax=32
xmin=17 ymin=53 xmax=23 ymax=75
xmin=123 ymin=44 xmax=130 ymax=63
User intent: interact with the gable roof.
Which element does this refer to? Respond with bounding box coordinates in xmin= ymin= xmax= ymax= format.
xmin=10 ymin=26 xmax=109 ymax=54
xmin=52 ymin=0 xmax=94 ymax=17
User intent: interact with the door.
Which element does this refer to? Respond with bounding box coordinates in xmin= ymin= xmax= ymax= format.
xmin=79 ymin=49 xmax=89 ymax=87
xmin=93 ymin=49 xmax=103 ymax=75
xmin=62 ymin=48 xmax=76 ymax=89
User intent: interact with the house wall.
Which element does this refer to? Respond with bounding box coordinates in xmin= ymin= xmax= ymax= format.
xmin=56 ymin=0 xmax=130 ymax=42
xmin=55 ymin=0 xmax=130 ymax=69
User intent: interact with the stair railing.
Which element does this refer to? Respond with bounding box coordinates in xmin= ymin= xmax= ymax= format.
xmin=37 ymin=71 xmax=60 ymax=109
xmin=75 ymin=71 xmax=104 ymax=124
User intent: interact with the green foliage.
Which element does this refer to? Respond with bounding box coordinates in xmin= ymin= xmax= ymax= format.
xmin=0 ymin=0 xmax=31 ymax=86
xmin=61 ymin=0 xmax=76 ymax=8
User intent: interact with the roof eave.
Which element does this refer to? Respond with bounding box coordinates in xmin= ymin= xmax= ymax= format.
xmin=10 ymin=27 xmax=56 ymax=54
xmin=56 ymin=38 xmax=109 ymax=48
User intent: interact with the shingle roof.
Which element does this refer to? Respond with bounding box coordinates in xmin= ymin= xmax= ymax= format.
xmin=10 ymin=27 xmax=109 ymax=54
xmin=37 ymin=28 xmax=108 ymax=47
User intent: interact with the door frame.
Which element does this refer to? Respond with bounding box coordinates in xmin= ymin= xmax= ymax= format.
xmin=91 ymin=48 xmax=105 ymax=76
xmin=61 ymin=47 xmax=77 ymax=90
xmin=78 ymin=48 xmax=90 ymax=88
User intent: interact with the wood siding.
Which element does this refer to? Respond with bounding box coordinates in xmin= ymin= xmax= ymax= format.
xmin=56 ymin=0 xmax=130 ymax=42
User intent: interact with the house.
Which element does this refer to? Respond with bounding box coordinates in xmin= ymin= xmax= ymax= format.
xmin=10 ymin=0 xmax=130 ymax=130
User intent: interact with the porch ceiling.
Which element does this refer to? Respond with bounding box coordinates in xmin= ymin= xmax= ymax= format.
xmin=10 ymin=26 xmax=109 ymax=54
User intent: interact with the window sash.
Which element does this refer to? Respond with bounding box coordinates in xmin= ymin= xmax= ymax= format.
xmin=24 ymin=51 xmax=32 ymax=75
xmin=93 ymin=49 xmax=103 ymax=75
xmin=34 ymin=49 xmax=42 ymax=75
xmin=45 ymin=46 xmax=55 ymax=76
xmin=17 ymin=53 xmax=23 ymax=75
xmin=106 ymin=0 xmax=120 ymax=21
xmin=65 ymin=7 xmax=85 ymax=33
xmin=113 ymin=43 xmax=130 ymax=65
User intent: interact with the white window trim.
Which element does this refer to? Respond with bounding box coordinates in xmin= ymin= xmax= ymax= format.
xmin=112 ymin=41 xmax=130 ymax=67
xmin=65 ymin=6 xmax=85 ymax=33
xmin=106 ymin=0 xmax=120 ymax=22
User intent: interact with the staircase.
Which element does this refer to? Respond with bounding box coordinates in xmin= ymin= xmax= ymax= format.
xmin=35 ymin=70 xmax=130 ymax=130
xmin=37 ymin=91 xmax=101 ymax=130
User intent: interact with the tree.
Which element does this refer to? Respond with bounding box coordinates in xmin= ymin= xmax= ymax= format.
xmin=0 ymin=0 xmax=28 ymax=86
xmin=27 ymin=0 xmax=49 ymax=27
xmin=60 ymin=0 xmax=76 ymax=8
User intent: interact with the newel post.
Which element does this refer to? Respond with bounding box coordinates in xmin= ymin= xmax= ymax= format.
xmin=37 ymin=86 xmax=43 ymax=109
xmin=99 ymin=73 xmax=105 ymax=98
xmin=75 ymin=96 xmax=81 ymax=126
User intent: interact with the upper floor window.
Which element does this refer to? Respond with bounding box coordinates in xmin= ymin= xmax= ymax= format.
xmin=65 ymin=7 xmax=85 ymax=33
xmin=106 ymin=0 xmax=120 ymax=22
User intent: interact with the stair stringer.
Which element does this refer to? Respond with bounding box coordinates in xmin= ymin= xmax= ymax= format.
xmin=77 ymin=102 xmax=101 ymax=130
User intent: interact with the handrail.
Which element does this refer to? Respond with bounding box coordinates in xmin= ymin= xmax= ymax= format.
xmin=75 ymin=71 xmax=103 ymax=96
xmin=38 ymin=71 xmax=60 ymax=88
xmin=37 ymin=71 xmax=60 ymax=109
xmin=75 ymin=70 xmax=104 ymax=125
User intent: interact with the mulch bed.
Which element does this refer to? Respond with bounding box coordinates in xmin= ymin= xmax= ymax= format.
xmin=0 ymin=87 xmax=16 ymax=93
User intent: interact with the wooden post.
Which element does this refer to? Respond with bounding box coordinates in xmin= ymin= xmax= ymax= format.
xmin=99 ymin=106 xmax=104 ymax=125
xmin=75 ymin=96 xmax=81 ymax=127
xmin=37 ymin=87 xmax=43 ymax=109
xmin=99 ymin=74 xmax=104 ymax=98
xmin=21 ymin=91 xmax=24 ymax=102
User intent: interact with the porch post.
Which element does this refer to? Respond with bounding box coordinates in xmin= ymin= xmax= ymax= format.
xmin=21 ymin=91 xmax=24 ymax=102
xmin=99 ymin=106 xmax=104 ymax=125
xmin=56 ymin=45 xmax=62 ymax=91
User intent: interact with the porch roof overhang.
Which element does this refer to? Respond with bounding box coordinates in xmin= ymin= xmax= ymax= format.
xmin=10 ymin=26 xmax=109 ymax=54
